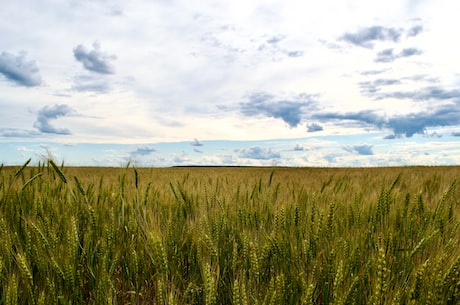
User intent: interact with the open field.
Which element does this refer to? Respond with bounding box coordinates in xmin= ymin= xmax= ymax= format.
xmin=1 ymin=161 xmax=460 ymax=304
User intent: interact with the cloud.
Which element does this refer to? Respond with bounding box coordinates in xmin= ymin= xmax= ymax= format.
xmin=340 ymin=26 xmax=403 ymax=48
xmin=131 ymin=146 xmax=156 ymax=156
xmin=452 ymin=132 xmax=460 ymax=137
xmin=315 ymin=100 xmax=460 ymax=137
xmin=222 ymin=155 xmax=236 ymax=165
xmin=344 ymin=144 xmax=374 ymax=155
xmin=375 ymin=47 xmax=423 ymax=62
xmin=72 ymin=74 xmax=110 ymax=93
xmin=108 ymin=6 xmax=123 ymax=16
xmin=360 ymin=69 xmax=388 ymax=76
xmin=191 ymin=138 xmax=203 ymax=146
xmin=424 ymin=131 xmax=442 ymax=138
xmin=370 ymin=79 xmax=402 ymax=86
xmin=0 ymin=128 xmax=41 ymax=137
xmin=73 ymin=42 xmax=116 ymax=74
xmin=341 ymin=25 xmax=423 ymax=49
xmin=407 ymin=25 xmax=423 ymax=37
xmin=240 ymin=92 xmax=317 ymax=127
xmin=375 ymin=49 xmax=396 ymax=63
xmin=294 ymin=144 xmax=305 ymax=151
xmin=286 ymin=50 xmax=304 ymax=58
xmin=315 ymin=110 xmax=386 ymax=129
xmin=387 ymin=108 xmax=460 ymax=137
xmin=383 ymin=134 xmax=398 ymax=139
xmin=359 ymin=78 xmax=402 ymax=95
xmin=196 ymin=20 xmax=304 ymax=64
xmin=306 ymin=122 xmax=323 ymax=132
xmin=239 ymin=146 xmax=281 ymax=160
xmin=172 ymin=152 xmax=191 ymax=164
xmin=0 ymin=51 xmax=42 ymax=86
xmin=266 ymin=34 xmax=286 ymax=44
xmin=33 ymin=104 xmax=75 ymax=135
xmin=371 ymin=86 xmax=460 ymax=101
xmin=401 ymin=47 xmax=423 ymax=57
xmin=403 ymin=74 xmax=439 ymax=83
xmin=256 ymin=36 xmax=305 ymax=61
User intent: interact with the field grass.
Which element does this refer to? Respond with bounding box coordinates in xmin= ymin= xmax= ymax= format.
xmin=1 ymin=160 xmax=460 ymax=304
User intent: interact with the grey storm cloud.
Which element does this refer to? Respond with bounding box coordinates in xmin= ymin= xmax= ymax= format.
xmin=33 ymin=104 xmax=75 ymax=135
xmin=131 ymin=146 xmax=156 ymax=156
xmin=340 ymin=26 xmax=403 ymax=48
xmin=239 ymin=147 xmax=281 ymax=160
xmin=240 ymin=92 xmax=317 ymax=128
xmin=375 ymin=47 xmax=423 ymax=62
xmin=315 ymin=99 xmax=460 ymax=137
xmin=0 ymin=51 xmax=42 ymax=87
xmin=73 ymin=42 xmax=116 ymax=74
xmin=306 ymin=122 xmax=323 ymax=132
xmin=344 ymin=144 xmax=374 ymax=155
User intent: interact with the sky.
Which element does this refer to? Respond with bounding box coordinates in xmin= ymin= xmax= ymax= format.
xmin=1 ymin=0 xmax=460 ymax=167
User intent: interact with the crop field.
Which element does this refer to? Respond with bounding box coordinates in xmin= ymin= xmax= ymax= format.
xmin=1 ymin=160 xmax=460 ymax=304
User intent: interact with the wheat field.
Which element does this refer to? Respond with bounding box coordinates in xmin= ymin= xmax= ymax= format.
xmin=1 ymin=160 xmax=460 ymax=304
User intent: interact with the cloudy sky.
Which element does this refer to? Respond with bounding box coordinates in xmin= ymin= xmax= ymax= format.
xmin=1 ymin=0 xmax=460 ymax=167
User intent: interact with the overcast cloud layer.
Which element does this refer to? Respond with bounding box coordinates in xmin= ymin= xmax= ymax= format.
xmin=1 ymin=0 xmax=460 ymax=166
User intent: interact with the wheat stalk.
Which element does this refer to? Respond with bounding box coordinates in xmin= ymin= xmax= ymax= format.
xmin=49 ymin=159 xmax=67 ymax=184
